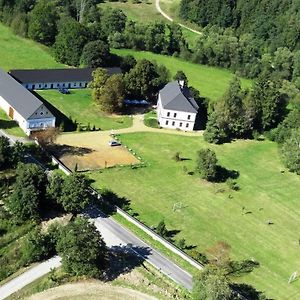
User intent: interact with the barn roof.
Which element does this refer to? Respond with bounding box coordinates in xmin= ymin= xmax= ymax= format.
xmin=0 ymin=69 xmax=42 ymax=119
xmin=9 ymin=67 xmax=121 ymax=84
xmin=159 ymin=81 xmax=199 ymax=113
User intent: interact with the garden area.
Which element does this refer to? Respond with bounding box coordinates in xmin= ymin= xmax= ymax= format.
xmin=38 ymin=89 xmax=133 ymax=131
xmin=88 ymin=132 xmax=300 ymax=299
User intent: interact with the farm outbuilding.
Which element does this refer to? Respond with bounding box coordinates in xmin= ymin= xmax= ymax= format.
xmin=0 ymin=69 xmax=55 ymax=135
xmin=9 ymin=67 xmax=121 ymax=90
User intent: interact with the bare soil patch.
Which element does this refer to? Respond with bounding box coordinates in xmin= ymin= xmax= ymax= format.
xmin=53 ymin=132 xmax=139 ymax=171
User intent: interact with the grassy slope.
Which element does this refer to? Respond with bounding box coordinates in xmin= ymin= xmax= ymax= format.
xmin=0 ymin=23 xmax=63 ymax=71
xmin=0 ymin=108 xmax=26 ymax=137
xmin=113 ymin=49 xmax=252 ymax=101
xmin=89 ymin=132 xmax=300 ymax=299
xmin=38 ymin=89 xmax=132 ymax=130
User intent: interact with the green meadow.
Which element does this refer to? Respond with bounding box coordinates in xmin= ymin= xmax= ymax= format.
xmin=89 ymin=132 xmax=300 ymax=299
xmin=0 ymin=23 xmax=63 ymax=71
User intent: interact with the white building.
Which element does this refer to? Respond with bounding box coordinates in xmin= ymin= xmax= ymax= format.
xmin=157 ymin=81 xmax=199 ymax=131
xmin=0 ymin=69 xmax=55 ymax=135
xmin=9 ymin=67 xmax=121 ymax=90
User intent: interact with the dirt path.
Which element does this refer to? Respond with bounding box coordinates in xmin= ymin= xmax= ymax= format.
xmin=155 ymin=0 xmax=202 ymax=35
xmin=111 ymin=114 xmax=203 ymax=136
xmin=27 ymin=282 xmax=157 ymax=300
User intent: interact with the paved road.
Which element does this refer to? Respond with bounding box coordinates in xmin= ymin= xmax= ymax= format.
xmin=0 ymin=207 xmax=193 ymax=299
xmin=87 ymin=207 xmax=194 ymax=290
xmin=155 ymin=0 xmax=202 ymax=35
xmin=0 ymin=257 xmax=62 ymax=300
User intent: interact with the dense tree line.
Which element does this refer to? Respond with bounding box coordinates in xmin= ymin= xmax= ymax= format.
xmin=180 ymin=0 xmax=300 ymax=52
xmin=204 ymin=76 xmax=288 ymax=144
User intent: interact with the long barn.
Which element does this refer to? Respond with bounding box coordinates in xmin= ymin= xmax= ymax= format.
xmin=0 ymin=69 xmax=55 ymax=135
xmin=9 ymin=67 xmax=121 ymax=90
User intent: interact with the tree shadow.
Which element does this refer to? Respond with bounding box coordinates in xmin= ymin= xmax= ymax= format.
xmin=231 ymin=283 xmax=271 ymax=300
xmin=216 ymin=166 xmax=239 ymax=182
xmin=226 ymin=259 xmax=260 ymax=277
xmin=0 ymin=119 xmax=19 ymax=130
xmin=104 ymin=244 xmax=151 ymax=281
xmin=46 ymin=144 xmax=94 ymax=157
xmin=165 ymin=229 xmax=181 ymax=243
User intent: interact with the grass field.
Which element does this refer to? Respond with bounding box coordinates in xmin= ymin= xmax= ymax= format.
xmin=0 ymin=23 xmax=63 ymax=71
xmin=38 ymin=89 xmax=132 ymax=131
xmin=0 ymin=108 xmax=26 ymax=137
xmin=113 ymin=49 xmax=252 ymax=101
xmin=89 ymin=132 xmax=300 ymax=299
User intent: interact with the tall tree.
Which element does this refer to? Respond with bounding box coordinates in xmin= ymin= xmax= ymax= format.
xmin=28 ymin=0 xmax=58 ymax=45
xmin=192 ymin=265 xmax=233 ymax=300
xmin=7 ymin=163 xmax=47 ymax=222
xmin=94 ymin=74 xmax=125 ymax=113
xmin=58 ymin=173 xmax=91 ymax=214
xmin=281 ymin=128 xmax=300 ymax=174
xmin=196 ymin=149 xmax=218 ymax=182
xmin=56 ymin=216 xmax=107 ymax=277
xmin=80 ymin=40 xmax=111 ymax=67
xmin=53 ymin=18 xmax=89 ymax=66
xmin=124 ymin=59 xmax=161 ymax=100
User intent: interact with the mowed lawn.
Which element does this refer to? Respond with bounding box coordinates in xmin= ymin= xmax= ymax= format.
xmin=89 ymin=132 xmax=300 ymax=299
xmin=113 ymin=49 xmax=252 ymax=101
xmin=0 ymin=23 xmax=63 ymax=71
xmin=38 ymin=89 xmax=132 ymax=130
xmin=0 ymin=108 xmax=26 ymax=137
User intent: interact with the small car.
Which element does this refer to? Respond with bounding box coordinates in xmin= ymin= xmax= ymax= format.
xmin=58 ymin=88 xmax=70 ymax=94
xmin=108 ymin=140 xmax=121 ymax=147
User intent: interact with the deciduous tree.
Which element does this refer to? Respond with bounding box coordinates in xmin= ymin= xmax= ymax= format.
xmin=56 ymin=216 xmax=107 ymax=277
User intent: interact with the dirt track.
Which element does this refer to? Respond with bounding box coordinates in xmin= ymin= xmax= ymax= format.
xmin=27 ymin=282 xmax=157 ymax=300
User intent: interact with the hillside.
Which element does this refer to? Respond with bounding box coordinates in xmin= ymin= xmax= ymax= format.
xmin=180 ymin=0 xmax=300 ymax=52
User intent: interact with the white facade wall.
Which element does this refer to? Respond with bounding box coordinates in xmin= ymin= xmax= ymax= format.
xmin=0 ymin=96 xmax=55 ymax=135
xmin=0 ymin=95 xmax=10 ymax=114
xmin=157 ymin=95 xmax=197 ymax=131
xmin=24 ymin=81 xmax=89 ymax=90
xmin=0 ymin=95 xmax=27 ymax=130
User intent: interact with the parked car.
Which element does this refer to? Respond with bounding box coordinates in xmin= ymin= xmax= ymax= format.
xmin=108 ymin=140 xmax=121 ymax=146
xmin=58 ymin=88 xmax=70 ymax=94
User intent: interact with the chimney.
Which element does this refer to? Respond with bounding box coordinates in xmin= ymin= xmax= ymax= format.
xmin=178 ymin=80 xmax=185 ymax=88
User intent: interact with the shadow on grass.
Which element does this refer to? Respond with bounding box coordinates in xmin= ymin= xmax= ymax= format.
xmin=231 ymin=283 xmax=271 ymax=300
xmin=215 ymin=166 xmax=239 ymax=183
xmin=104 ymin=244 xmax=151 ymax=281
xmin=46 ymin=144 xmax=93 ymax=157
xmin=0 ymin=119 xmax=19 ymax=130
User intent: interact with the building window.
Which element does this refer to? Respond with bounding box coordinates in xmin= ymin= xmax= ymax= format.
xmin=45 ymin=84 xmax=47 ymax=88
xmin=174 ymin=113 xmax=177 ymax=118
xmin=40 ymin=112 xmax=44 ymax=115
xmin=187 ymin=115 xmax=191 ymax=120
xmin=79 ymin=82 xmax=82 ymax=87
xmin=186 ymin=123 xmax=189 ymax=128
xmin=172 ymin=121 xmax=175 ymax=126
xmin=74 ymin=83 xmax=77 ymax=86
xmin=167 ymin=112 xmax=170 ymax=117
xmin=166 ymin=120 xmax=169 ymax=125
xmin=179 ymin=122 xmax=182 ymax=127
xmin=46 ymin=111 xmax=48 ymax=115
xmin=63 ymin=83 xmax=65 ymax=87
